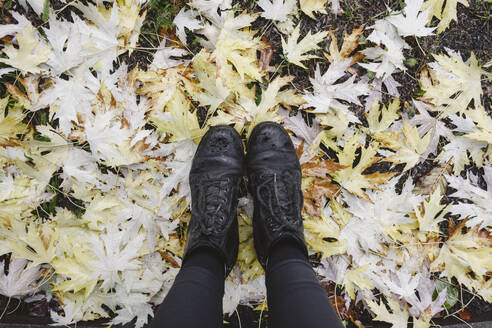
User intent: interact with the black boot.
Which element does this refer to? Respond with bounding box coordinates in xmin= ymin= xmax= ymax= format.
xmin=183 ymin=125 xmax=244 ymax=278
xmin=246 ymin=122 xmax=308 ymax=270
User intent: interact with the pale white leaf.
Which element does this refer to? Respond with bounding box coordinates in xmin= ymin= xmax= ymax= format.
xmin=258 ymin=0 xmax=296 ymax=22
xmin=0 ymin=258 xmax=42 ymax=298
xmin=386 ymin=0 xmax=436 ymax=37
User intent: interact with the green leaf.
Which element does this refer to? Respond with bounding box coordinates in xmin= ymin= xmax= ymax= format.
xmin=405 ymin=58 xmax=418 ymax=68
xmin=40 ymin=111 xmax=47 ymax=125
xmin=42 ymin=0 xmax=50 ymax=22
xmin=34 ymin=134 xmax=51 ymax=142
xmin=434 ymin=279 xmax=459 ymax=309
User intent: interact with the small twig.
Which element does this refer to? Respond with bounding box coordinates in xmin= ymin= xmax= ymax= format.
xmin=269 ymin=59 xmax=286 ymax=82
xmin=334 ymin=283 xmax=342 ymax=320
xmin=258 ymin=21 xmax=273 ymax=40
xmin=448 ymin=314 xmax=473 ymax=328
xmin=258 ymin=298 xmax=266 ymax=328
xmin=0 ymin=297 xmax=11 ymax=320
xmin=7 ymin=298 xmax=21 ymax=315
xmin=414 ymin=36 xmax=426 ymax=56
xmin=235 ymin=308 xmax=242 ymax=328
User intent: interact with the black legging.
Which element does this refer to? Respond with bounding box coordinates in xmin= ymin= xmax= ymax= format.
xmin=150 ymin=240 xmax=344 ymax=328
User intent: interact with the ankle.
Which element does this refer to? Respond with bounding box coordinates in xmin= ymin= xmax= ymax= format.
xmin=182 ymin=246 xmax=225 ymax=279
xmin=268 ymin=238 xmax=309 ymax=269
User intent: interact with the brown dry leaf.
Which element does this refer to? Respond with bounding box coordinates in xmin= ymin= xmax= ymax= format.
xmin=296 ymin=140 xmax=305 ymax=159
xmin=322 ymin=282 xmax=359 ymax=321
xmin=325 ymin=25 xmax=365 ymax=65
xmin=159 ymin=251 xmax=180 ymax=268
xmin=302 ymin=158 xmax=345 ymax=216
xmin=302 ymin=158 xmax=345 ymax=177
xmin=457 ymin=309 xmax=472 ymax=320
xmin=303 ymin=179 xmax=340 ymax=216
xmin=259 ymin=36 xmax=275 ymax=73
xmin=159 ymin=26 xmax=181 ymax=47
xmin=415 ymin=162 xmax=452 ymax=195
xmin=5 ymin=76 xmax=52 ymax=112
xmin=329 ymin=295 xmax=355 ymax=320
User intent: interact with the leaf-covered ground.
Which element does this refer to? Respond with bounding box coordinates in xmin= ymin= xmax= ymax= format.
xmin=0 ymin=0 xmax=491 ymax=327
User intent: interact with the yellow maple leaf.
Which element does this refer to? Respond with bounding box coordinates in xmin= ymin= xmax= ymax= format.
xmin=0 ymin=25 xmax=50 ymax=74
xmin=421 ymin=52 xmax=487 ymax=115
xmin=414 ymin=317 xmax=431 ymax=328
xmin=82 ymin=194 xmax=124 ymax=231
xmin=0 ymin=175 xmax=38 ymax=229
xmin=5 ymin=220 xmax=58 ymax=269
xmin=430 ymin=222 xmax=492 ymax=293
xmin=158 ymin=233 xmax=185 ymax=260
xmin=136 ymin=66 xmax=192 ymax=115
xmin=343 ymin=265 xmax=374 ymax=299
xmin=214 ymin=12 xmax=263 ymax=81
xmin=151 ymin=89 xmax=204 ymax=142
xmin=51 ymin=254 xmax=98 ymax=299
xmin=116 ymin=0 xmax=146 ymax=52
xmin=276 ymin=88 xmax=306 ymax=109
xmin=333 ymin=134 xmax=396 ymax=200
xmin=243 ymin=76 xmax=292 ymax=136
xmin=0 ymin=97 xmax=27 ymax=147
xmin=374 ymin=121 xmax=431 ymax=172
xmin=366 ymin=297 xmax=409 ymax=328
xmin=299 ymin=0 xmax=328 ymax=19
xmin=414 ymin=187 xmax=449 ymax=234
xmin=474 ymin=278 xmax=492 ymax=303
xmin=206 ymin=110 xmax=245 ymax=131
xmin=183 ymin=50 xmax=231 ymax=117
xmin=281 ymin=24 xmax=328 ymax=69
xmin=236 ymin=212 xmax=263 ymax=281
xmin=422 ymin=0 xmax=469 ymax=33
xmin=464 ymin=106 xmax=492 ymax=144
xmin=304 ymin=200 xmax=349 ymax=258
xmin=318 ymin=111 xmax=350 ymax=138
xmin=365 ymin=98 xmax=400 ymax=134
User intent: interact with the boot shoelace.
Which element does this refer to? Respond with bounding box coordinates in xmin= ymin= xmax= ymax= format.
xmin=196 ymin=177 xmax=231 ymax=235
xmin=255 ymin=171 xmax=300 ymax=231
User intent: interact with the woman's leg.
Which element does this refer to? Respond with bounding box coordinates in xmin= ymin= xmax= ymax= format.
xmin=265 ymin=240 xmax=344 ymax=328
xmin=150 ymin=247 xmax=225 ymax=328
xmin=246 ymin=122 xmax=344 ymax=327
xmin=151 ymin=125 xmax=244 ymax=328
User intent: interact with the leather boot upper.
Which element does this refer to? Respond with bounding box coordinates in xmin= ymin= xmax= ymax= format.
xmin=246 ymin=122 xmax=308 ymax=270
xmin=184 ymin=125 xmax=244 ymax=278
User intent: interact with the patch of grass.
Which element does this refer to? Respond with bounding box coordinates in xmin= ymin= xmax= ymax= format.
xmin=342 ymin=0 xmax=361 ymax=20
xmin=141 ymin=0 xmax=182 ymax=42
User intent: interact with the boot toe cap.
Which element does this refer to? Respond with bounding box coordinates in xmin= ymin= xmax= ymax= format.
xmin=247 ymin=122 xmax=299 ymax=168
xmin=191 ymin=125 xmax=244 ymax=175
